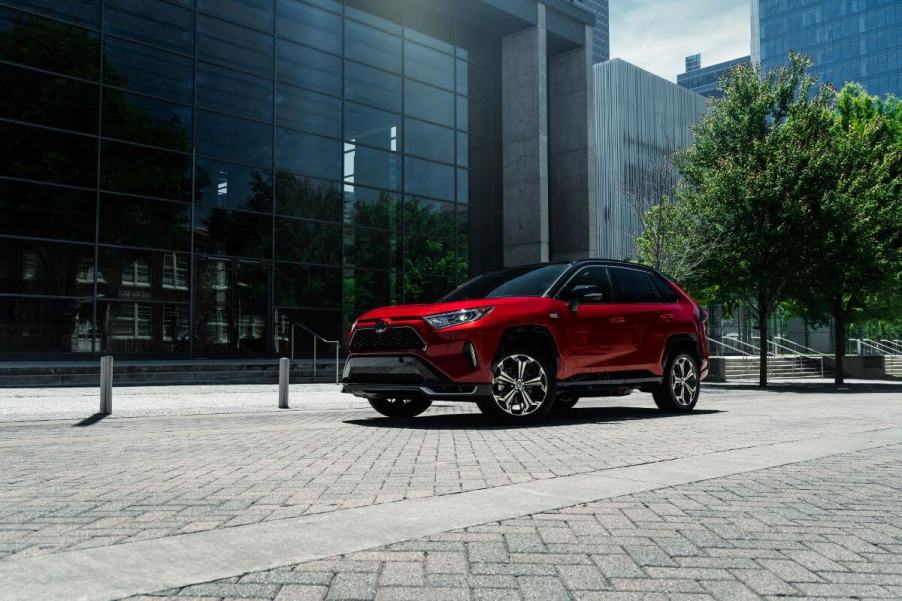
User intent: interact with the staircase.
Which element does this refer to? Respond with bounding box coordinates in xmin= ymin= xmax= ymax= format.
xmin=886 ymin=356 xmax=902 ymax=378
xmin=722 ymin=356 xmax=829 ymax=381
xmin=0 ymin=359 xmax=346 ymax=388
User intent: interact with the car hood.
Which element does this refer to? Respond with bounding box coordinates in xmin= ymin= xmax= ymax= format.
xmin=355 ymin=297 xmax=542 ymax=323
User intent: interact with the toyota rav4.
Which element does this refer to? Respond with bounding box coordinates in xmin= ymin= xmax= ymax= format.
xmin=342 ymin=260 xmax=708 ymax=422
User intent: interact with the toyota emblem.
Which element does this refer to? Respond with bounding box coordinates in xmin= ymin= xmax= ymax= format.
xmin=374 ymin=319 xmax=388 ymax=333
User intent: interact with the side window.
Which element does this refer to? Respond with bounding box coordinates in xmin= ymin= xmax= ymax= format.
xmin=559 ymin=266 xmax=613 ymax=301
xmin=651 ymin=274 xmax=680 ymax=303
xmin=610 ymin=267 xmax=661 ymax=303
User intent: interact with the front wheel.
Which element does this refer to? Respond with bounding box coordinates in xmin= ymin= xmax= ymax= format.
xmin=652 ymin=353 xmax=700 ymax=412
xmin=368 ymin=397 xmax=432 ymax=418
xmin=477 ymin=347 xmax=556 ymax=423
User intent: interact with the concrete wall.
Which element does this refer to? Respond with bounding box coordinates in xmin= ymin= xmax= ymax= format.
xmin=501 ymin=5 xmax=549 ymax=266
xmin=548 ymin=23 xmax=597 ymax=261
xmin=592 ymin=59 xmax=708 ymax=261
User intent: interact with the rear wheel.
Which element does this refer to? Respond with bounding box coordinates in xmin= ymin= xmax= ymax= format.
xmin=368 ymin=397 xmax=432 ymax=418
xmin=652 ymin=353 xmax=700 ymax=412
xmin=478 ymin=346 xmax=556 ymax=423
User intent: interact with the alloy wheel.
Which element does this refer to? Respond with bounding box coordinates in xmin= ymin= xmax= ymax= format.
xmin=670 ymin=356 xmax=698 ymax=406
xmin=491 ymin=354 xmax=548 ymax=416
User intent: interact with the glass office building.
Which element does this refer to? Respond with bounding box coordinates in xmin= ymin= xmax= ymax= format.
xmin=0 ymin=0 xmax=514 ymax=358
xmin=754 ymin=0 xmax=902 ymax=97
xmin=677 ymin=54 xmax=751 ymax=98
xmin=570 ymin=0 xmax=608 ymax=64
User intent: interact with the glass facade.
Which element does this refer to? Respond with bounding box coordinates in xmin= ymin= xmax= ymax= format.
xmin=677 ymin=55 xmax=751 ymax=98
xmin=0 ymin=0 xmax=503 ymax=357
xmin=757 ymin=0 xmax=902 ymax=97
xmin=571 ymin=0 xmax=608 ymax=64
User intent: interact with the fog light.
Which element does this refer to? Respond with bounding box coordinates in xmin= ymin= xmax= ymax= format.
xmin=464 ymin=341 xmax=478 ymax=368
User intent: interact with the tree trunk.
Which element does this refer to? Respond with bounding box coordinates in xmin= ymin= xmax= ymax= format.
xmin=757 ymin=308 xmax=768 ymax=388
xmin=833 ymin=311 xmax=845 ymax=385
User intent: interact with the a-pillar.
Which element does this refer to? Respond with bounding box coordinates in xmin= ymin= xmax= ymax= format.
xmin=501 ymin=3 xmax=549 ymax=266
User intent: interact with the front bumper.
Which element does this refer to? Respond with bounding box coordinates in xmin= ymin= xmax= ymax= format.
xmin=341 ymin=355 xmax=491 ymax=400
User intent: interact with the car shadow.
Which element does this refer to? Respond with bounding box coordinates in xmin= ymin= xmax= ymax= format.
xmin=345 ymin=406 xmax=722 ymax=430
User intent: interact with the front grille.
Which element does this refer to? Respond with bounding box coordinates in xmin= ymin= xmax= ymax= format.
xmin=350 ymin=326 xmax=426 ymax=353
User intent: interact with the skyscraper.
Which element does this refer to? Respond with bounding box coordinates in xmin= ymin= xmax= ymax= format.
xmin=753 ymin=0 xmax=902 ymax=97
xmin=678 ymin=54 xmax=751 ymax=98
xmin=570 ymin=0 xmax=608 ymax=64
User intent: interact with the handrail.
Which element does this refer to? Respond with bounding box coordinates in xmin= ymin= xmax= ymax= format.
xmin=290 ymin=323 xmax=341 ymax=384
xmin=850 ymin=338 xmax=893 ymax=356
xmin=879 ymin=339 xmax=902 ymax=354
xmin=731 ymin=336 xmax=770 ymax=356
xmin=863 ymin=338 xmax=897 ymax=354
xmin=772 ymin=336 xmax=831 ymax=358
xmin=706 ymin=336 xmax=751 ymax=356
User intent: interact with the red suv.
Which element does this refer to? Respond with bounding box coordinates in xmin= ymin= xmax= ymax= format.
xmin=342 ymin=260 xmax=708 ymax=422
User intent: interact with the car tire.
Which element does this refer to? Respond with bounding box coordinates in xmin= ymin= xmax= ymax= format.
xmin=368 ymin=397 xmax=432 ymax=418
xmin=652 ymin=352 xmax=700 ymax=412
xmin=554 ymin=395 xmax=579 ymax=411
xmin=478 ymin=346 xmax=557 ymax=423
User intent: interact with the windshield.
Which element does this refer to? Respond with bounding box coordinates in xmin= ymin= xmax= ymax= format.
xmin=440 ymin=264 xmax=568 ymax=302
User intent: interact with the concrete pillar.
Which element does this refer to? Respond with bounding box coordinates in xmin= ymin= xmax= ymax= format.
xmin=501 ymin=4 xmax=549 ymax=266
xmin=548 ymin=24 xmax=597 ymax=261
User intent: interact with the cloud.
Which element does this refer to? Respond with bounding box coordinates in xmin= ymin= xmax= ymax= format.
xmin=609 ymin=0 xmax=751 ymax=81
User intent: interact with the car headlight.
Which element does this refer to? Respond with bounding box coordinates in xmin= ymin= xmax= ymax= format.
xmin=424 ymin=307 xmax=493 ymax=329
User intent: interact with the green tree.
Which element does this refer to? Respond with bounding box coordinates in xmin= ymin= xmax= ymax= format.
xmin=791 ymin=83 xmax=902 ymax=384
xmin=676 ymin=53 xmax=833 ymax=387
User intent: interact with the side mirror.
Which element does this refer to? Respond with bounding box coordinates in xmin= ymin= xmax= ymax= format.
xmin=567 ymin=285 xmax=605 ymax=311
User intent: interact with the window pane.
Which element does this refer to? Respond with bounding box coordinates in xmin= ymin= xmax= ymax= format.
xmin=344 ymin=268 xmax=397 ymax=311
xmin=277 ymin=38 xmax=340 ymax=96
xmin=651 ymin=274 xmax=679 ymax=303
xmin=456 ymin=59 xmax=467 ymax=95
xmin=197 ymin=62 xmax=273 ymax=122
xmin=0 ymin=238 xmax=95 ymax=296
xmin=277 ymin=84 xmax=340 ymax=138
xmin=276 ymin=218 xmax=341 ymax=265
xmin=404 ymin=3 xmax=454 ymax=53
xmin=403 ymin=197 xmax=455 ymax=237
xmin=345 ymin=20 xmax=401 ymax=73
xmin=0 ymin=298 xmax=94 ymax=355
xmin=104 ymin=37 xmax=194 ymax=103
xmin=98 ymin=248 xmax=190 ymax=302
xmin=274 ymin=307 xmax=341 ymax=356
xmin=194 ymin=206 xmax=272 ymax=258
xmin=344 ymin=102 xmax=400 ymax=151
xmin=276 ymin=0 xmax=341 ymax=54
xmin=102 ymin=90 xmax=193 ymax=150
xmin=97 ymin=301 xmax=189 ymax=354
xmin=198 ymin=14 xmax=273 ymax=77
xmin=0 ymin=8 xmax=100 ymax=79
xmin=195 ymin=258 xmax=268 ymax=355
xmin=198 ymin=0 xmax=273 ymax=32
xmin=404 ymin=157 xmax=453 ymax=201
xmin=344 ymin=61 xmax=401 ymax=113
xmin=0 ymin=121 xmax=96 ymax=187
xmin=197 ymin=110 xmax=273 ymax=166
xmin=404 ymin=40 xmax=453 ymax=90
xmin=104 ymin=0 xmax=194 ymax=55
xmin=1 ymin=63 xmax=98 ymax=133
xmin=101 ymin=140 xmax=192 ymax=201
xmin=344 ymin=227 xmax=399 ymax=269
xmin=456 ymin=95 xmax=468 ymax=130
xmin=14 ymin=0 xmax=99 ymax=27
xmin=196 ymin=158 xmax=273 ymax=213
xmin=276 ymin=128 xmax=341 ymax=180
xmin=274 ymin=262 xmax=340 ymax=307
xmin=559 ymin=266 xmax=613 ymax=301
xmin=275 ymin=172 xmax=341 ymax=221
xmin=610 ymin=267 xmax=661 ymax=303
xmin=343 ymin=144 xmax=401 ymax=190
xmin=100 ymin=195 xmax=191 ymax=251
xmin=345 ymin=1 xmax=401 ymax=34
xmin=404 ymin=118 xmax=453 ymax=163
xmin=0 ymin=180 xmax=96 ymax=242
xmin=404 ymin=80 xmax=453 ymax=126
xmin=403 ymin=272 xmax=452 ymax=304
xmin=344 ymin=186 xmax=400 ymax=230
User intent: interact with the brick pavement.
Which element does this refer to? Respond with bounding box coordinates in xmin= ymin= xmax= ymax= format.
xmin=1 ymin=389 xmax=901 ymax=560
xmin=135 ymin=443 xmax=902 ymax=601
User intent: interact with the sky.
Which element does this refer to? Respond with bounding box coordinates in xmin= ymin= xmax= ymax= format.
xmin=609 ymin=0 xmax=751 ymax=82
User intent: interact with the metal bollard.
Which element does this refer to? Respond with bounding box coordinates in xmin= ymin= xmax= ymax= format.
xmin=278 ymin=357 xmax=290 ymax=408
xmin=99 ymin=355 xmax=113 ymax=414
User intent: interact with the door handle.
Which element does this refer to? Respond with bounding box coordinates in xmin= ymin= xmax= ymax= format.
xmin=659 ymin=313 xmax=674 ymax=321
xmin=609 ymin=316 xmax=625 ymax=323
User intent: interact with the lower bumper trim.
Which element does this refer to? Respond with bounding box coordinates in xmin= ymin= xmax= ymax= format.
xmin=342 ymin=383 xmax=492 ymax=401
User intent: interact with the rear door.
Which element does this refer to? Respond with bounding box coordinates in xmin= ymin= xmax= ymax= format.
xmin=607 ymin=266 xmax=671 ymax=372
